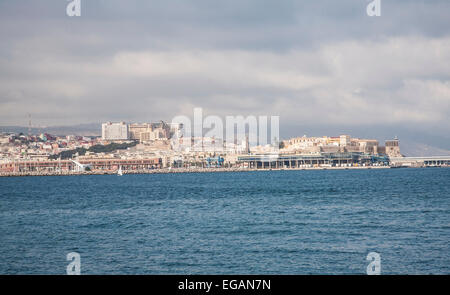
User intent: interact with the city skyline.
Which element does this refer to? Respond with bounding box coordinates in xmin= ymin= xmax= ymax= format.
xmin=0 ymin=0 xmax=449 ymax=155
xmin=1 ymin=119 xmax=449 ymax=157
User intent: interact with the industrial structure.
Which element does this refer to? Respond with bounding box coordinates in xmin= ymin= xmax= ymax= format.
xmin=237 ymin=153 xmax=390 ymax=169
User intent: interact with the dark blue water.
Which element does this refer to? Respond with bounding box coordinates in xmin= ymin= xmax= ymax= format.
xmin=0 ymin=168 xmax=449 ymax=274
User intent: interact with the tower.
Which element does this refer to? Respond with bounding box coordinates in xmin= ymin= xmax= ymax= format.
xmin=385 ymin=137 xmax=401 ymax=157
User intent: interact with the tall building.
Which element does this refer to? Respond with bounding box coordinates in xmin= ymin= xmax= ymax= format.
xmin=101 ymin=122 xmax=129 ymax=141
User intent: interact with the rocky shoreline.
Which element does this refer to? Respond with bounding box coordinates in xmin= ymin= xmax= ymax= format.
xmin=0 ymin=166 xmax=396 ymax=177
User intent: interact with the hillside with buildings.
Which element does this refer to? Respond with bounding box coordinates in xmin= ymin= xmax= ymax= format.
xmin=2 ymin=120 xmax=449 ymax=175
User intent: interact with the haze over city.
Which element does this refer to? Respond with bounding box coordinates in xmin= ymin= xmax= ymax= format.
xmin=0 ymin=0 xmax=449 ymax=155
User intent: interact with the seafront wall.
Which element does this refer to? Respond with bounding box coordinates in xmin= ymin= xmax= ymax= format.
xmin=0 ymin=166 xmax=394 ymax=177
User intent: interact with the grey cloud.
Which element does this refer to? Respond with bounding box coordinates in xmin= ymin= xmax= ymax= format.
xmin=0 ymin=0 xmax=449 ymax=153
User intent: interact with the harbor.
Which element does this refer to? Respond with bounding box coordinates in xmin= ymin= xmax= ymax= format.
xmin=4 ymin=164 xmax=448 ymax=178
xmin=1 ymin=127 xmax=449 ymax=178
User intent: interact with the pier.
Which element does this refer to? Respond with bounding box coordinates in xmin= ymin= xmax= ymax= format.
xmin=0 ymin=158 xmax=161 ymax=173
xmin=389 ymin=156 xmax=450 ymax=167
xmin=0 ymin=165 xmax=394 ymax=177
xmin=1 ymin=153 xmax=449 ymax=177
xmin=237 ymin=153 xmax=390 ymax=169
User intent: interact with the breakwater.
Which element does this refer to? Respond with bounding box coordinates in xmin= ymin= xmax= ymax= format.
xmin=0 ymin=166 xmax=393 ymax=177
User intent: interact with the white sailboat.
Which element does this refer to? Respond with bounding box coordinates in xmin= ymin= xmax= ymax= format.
xmin=117 ymin=166 xmax=123 ymax=176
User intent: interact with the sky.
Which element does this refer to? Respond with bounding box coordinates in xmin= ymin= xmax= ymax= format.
xmin=0 ymin=0 xmax=449 ymax=155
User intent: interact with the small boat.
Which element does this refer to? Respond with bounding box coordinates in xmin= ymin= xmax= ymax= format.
xmin=117 ymin=166 xmax=123 ymax=176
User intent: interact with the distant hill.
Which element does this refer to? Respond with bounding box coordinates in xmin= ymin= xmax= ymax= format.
xmin=0 ymin=123 xmax=101 ymax=137
xmin=400 ymin=140 xmax=450 ymax=157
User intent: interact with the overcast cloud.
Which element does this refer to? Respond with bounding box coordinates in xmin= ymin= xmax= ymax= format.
xmin=0 ymin=0 xmax=449 ymax=154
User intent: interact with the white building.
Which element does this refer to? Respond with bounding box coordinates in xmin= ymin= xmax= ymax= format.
xmin=102 ymin=122 xmax=129 ymax=141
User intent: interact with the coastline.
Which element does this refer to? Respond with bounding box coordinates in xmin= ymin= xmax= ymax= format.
xmin=0 ymin=165 xmax=401 ymax=177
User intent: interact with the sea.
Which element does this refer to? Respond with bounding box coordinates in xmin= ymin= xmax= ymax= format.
xmin=0 ymin=168 xmax=449 ymax=274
